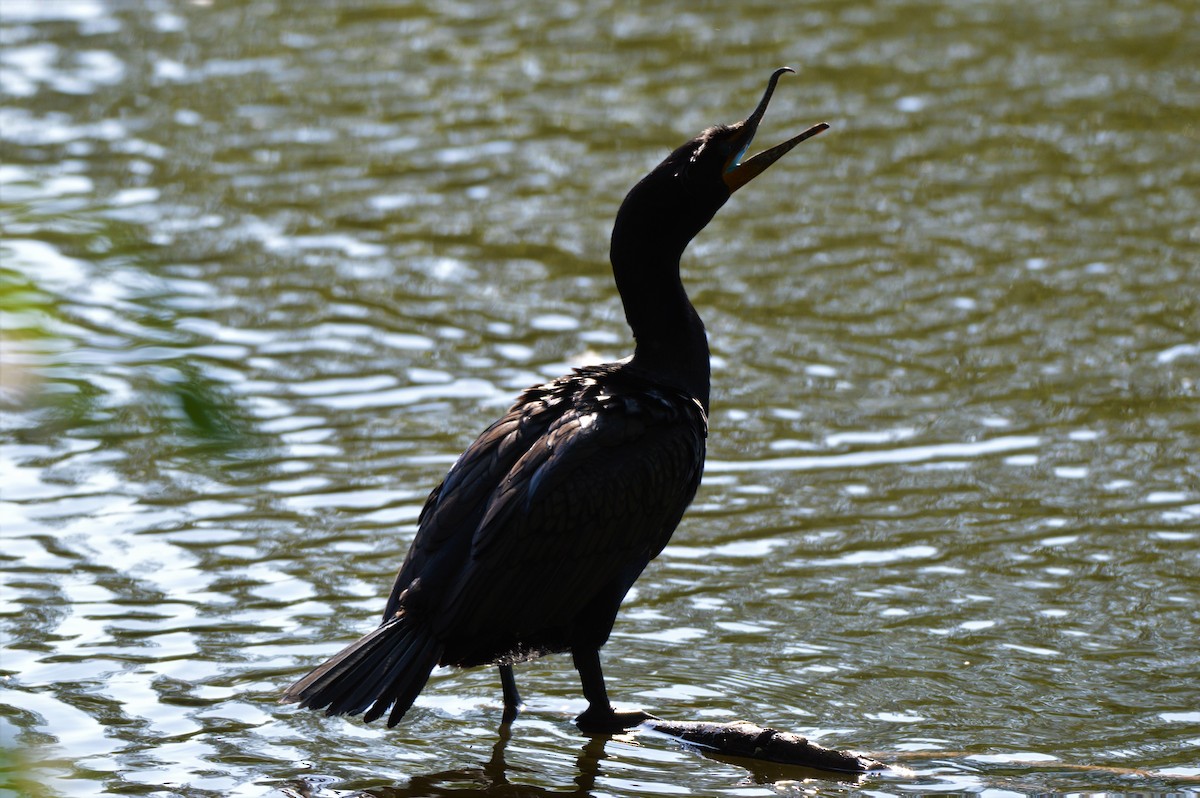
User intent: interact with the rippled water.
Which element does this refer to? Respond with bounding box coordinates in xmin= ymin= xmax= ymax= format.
xmin=2 ymin=1 xmax=1198 ymax=796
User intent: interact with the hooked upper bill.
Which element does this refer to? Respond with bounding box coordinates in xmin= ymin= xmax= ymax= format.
xmin=723 ymin=67 xmax=829 ymax=193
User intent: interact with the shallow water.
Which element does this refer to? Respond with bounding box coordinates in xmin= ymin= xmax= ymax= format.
xmin=2 ymin=1 xmax=1198 ymax=796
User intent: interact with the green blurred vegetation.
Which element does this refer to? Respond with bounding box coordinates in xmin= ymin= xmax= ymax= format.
xmin=0 ymin=745 xmax=54 ymax=798
xmin=3 ymin=258 xmax=251 ymax=445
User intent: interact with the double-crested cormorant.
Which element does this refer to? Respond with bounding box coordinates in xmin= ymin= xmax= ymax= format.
xmin=283 ymin=68 xmax=827 ymax=732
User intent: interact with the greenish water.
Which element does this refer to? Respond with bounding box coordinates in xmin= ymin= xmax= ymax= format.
xmin=2 ymin=1 xmax=1198 ymax=796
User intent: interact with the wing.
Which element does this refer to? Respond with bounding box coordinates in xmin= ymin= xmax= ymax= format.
xmin=380 ymin=386 xmax=567 ymax=622
xmin=432 ymin=388 xmax=708 ymax=647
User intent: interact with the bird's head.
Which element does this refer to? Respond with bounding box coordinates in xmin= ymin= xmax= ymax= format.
xmin=613 ymin=68 xmax=829 ymax=257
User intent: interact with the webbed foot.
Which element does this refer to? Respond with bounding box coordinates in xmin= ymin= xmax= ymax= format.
xmin=574 ymin=705 xmax=657 ymax=733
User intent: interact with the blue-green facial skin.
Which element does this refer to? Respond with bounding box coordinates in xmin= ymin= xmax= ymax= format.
xmin=727 ymin=141 xmax=751 ymax=173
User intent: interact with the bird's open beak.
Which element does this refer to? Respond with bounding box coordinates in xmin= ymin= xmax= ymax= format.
xmin=723 ymin=67 xmax=829 ymax=193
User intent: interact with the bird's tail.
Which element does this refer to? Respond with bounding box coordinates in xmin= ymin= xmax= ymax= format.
xmin=282 ymin=615 xmax=443 ymax=727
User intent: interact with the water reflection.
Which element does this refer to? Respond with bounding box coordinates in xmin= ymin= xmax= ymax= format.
xmin=278 ymin=723 xmax=880 ymax=798
xmin=332 ymin=729 xmax=611 ymax=798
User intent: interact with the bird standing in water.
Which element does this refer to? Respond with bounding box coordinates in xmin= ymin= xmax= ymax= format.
xmin=284 ymin=68 xmax=827 ymax=732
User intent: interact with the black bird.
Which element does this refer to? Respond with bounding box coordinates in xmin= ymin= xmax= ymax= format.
xmin=283 ymin=68 xmax=828 ymax=732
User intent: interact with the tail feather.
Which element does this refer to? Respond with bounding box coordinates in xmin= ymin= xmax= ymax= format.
xmin=288 ymin=625 xmax=395 ymax=712
xmin=282 ymin=616 xmax=442 ymax=725
xmin=387 ymin=636 xmax=440 ymax=726
xmin=283 ymin=621 xmax=396 ymax=712
xmin=366 ymin=633 xmax=440 ymax=726
xmin=338 ymin=629 xmax=423 ymax=717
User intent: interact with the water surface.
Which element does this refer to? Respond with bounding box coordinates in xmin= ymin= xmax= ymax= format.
xmin=2 ymin=1 xmax=1198 ymax=796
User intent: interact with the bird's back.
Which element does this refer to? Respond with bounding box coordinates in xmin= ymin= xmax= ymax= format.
xmin=382 ymin=361 xmax=708 ymax=667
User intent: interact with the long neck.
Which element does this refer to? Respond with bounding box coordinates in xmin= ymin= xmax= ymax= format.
xmin=610 ymin=216 xmax=712 ymax=411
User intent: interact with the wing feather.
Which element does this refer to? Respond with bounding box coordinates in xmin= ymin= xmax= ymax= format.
xmin=378 ymin=364 xmax=708 ymax=667
xmin=435 ymin=389 xmax=706 ymax=645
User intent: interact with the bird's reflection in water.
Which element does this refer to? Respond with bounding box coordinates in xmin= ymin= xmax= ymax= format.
xmin=333 ymin=724 xmax=611 ymax=797
xmin=278 ymin=720 xmax=871 ymax=798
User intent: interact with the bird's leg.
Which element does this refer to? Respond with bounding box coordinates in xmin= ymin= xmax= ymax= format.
xmin=499 ymin=664 xmax=523 ymax=723
xmin=572 ymin=648 xmax=656 ymax=732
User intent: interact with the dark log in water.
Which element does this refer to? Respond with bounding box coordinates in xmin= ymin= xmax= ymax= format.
xmin=643 ymin=719 xmax=886 ymax=773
